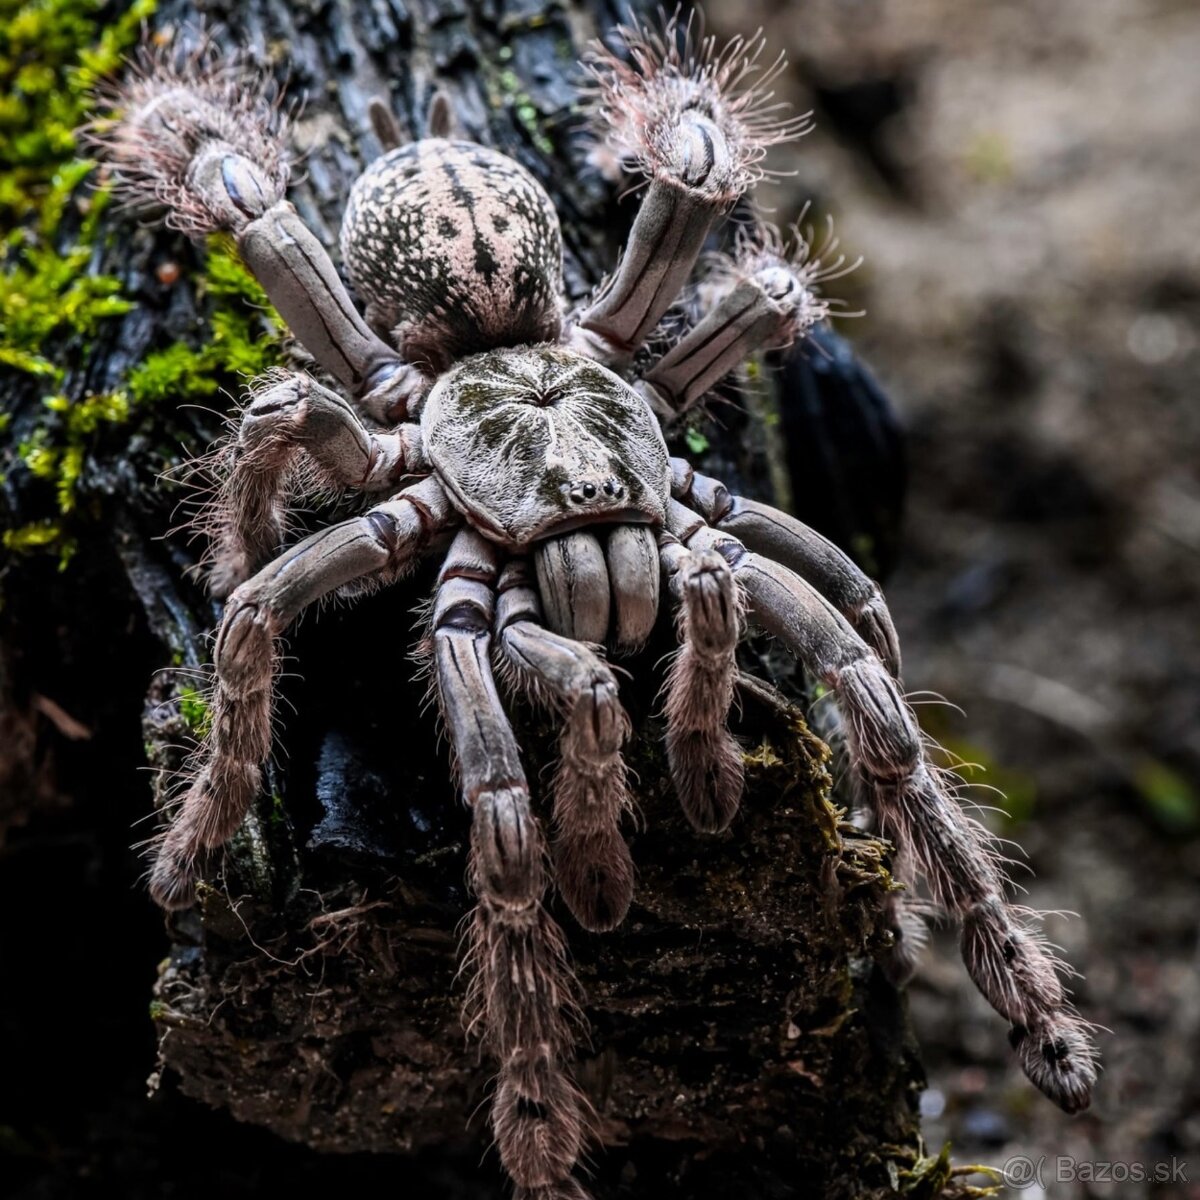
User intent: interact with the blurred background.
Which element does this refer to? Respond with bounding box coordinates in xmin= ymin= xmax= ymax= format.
xmin=714 ymin=0 xmax=1200 ymax=1193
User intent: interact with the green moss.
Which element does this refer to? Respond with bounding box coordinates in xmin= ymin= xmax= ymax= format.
xmin=1 ymin=0 xmax=154 ymax=564
xmin=1 ymin=518 xmax=77 ymax=567
xmin=1 ymin=2 xmax=285 ymax=564
xmin=486 ymin=60 xmax=555 ymax=157
xmin=128 ymin=239 xmax=284 ymax=404
xmin=177 ymin=685 xmax=213 ymax=738
xmin=889 ymin=1140 xmax=1001 ymax=1197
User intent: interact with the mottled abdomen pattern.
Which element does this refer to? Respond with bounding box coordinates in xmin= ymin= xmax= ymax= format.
xmin=341 ymin=140 xmax=564 ymax=369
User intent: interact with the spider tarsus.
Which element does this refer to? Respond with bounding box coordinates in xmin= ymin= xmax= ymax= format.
xmin=552 ymin=680 xmax=635 ymax=930
xmin=1010 ymin=1013 xmax=1098 ymax=1114
xmin=465 ymin=895 xmax=589 ymax=1194
xmin=147 ymin=834 xmax=199 ymax=911
xmin=493 ymin=1045 xmax=588 ymax=1189
xmin=553 ymin=826 xmax=634 ymax=932
xmin=89 ymin=39 xmax=290 ymax=237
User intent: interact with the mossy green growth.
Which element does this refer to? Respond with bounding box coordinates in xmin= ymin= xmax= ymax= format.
xmin=1 ymin=517 xmax=78 ymax=568
xmin=0 ymin=0 xmax=155 ymax=372
xmin=1 ymin=0 xmax=155 ymax=563
xmin=0 ymin=0 xmax=155 ymax=227
xmin=889 ymin=1140 xmax=1001 ymax=1198
xmin=1 ymin=0 xmax=285 ymax=565
xmin=177 ymin=684 xmax=213 ymax=738
xmin=127 ymin=237 xmax=286 ymax=404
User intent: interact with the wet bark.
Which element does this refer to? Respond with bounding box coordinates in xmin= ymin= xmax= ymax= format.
xmin=0 ymin=1 xmax=926 ymax=1196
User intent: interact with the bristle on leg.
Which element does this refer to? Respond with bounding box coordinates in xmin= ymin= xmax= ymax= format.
xmin=87 ymin=36 xmax=291 ymax=235
xmin=584 ymin=10 xmax=813 ymax=202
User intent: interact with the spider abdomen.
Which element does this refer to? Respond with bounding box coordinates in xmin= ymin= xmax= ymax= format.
xmin=340 ymin=140 xmax=564 ymax=370
xmin=420 ymin=345 xmax=670 ymax=546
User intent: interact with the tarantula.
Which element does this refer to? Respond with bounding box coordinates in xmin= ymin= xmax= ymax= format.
xmin=96 ymin=16 xmax=1097 ymax=1199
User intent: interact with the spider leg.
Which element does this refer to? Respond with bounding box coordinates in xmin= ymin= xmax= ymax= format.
xmin=658 ymin=535 xmax=745 ymax=832
xmin=572 ymin=19 xmax=812 ymax=367
xmin=495 ymin=558 xmax=635 ymax=932
xmin=98 ymin=57 xmax=421 ymax=421
xmin=667 ymin=500 xmax=1097 ymax=1114
xmin=149 ymin=477 xmax=454 ymax=910
xmin=431 ymin=532 xmax=590 ymax=1197
xmin=571 ymin=154 xmax=729 ymax=366
xmin=206 ymin=370 xmax=427 ymax=597
xmin=639 ymin=257 xmax=823 ymax=418
xmin=670 ymin=459 xmax=901 ymax=676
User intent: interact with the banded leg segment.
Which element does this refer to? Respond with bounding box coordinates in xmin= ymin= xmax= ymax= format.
xmin=573 ymin=151 xmax=732 ymax=363
xmin=496 ymin=560 xmax=635 ymax=932
xmin=237 ymin=201 xmax=421 ymax=417
xmin=208 ymin=370 xmax=427 ymax=597
xmin=575 ymin=18 xmax=813 ymax=366
xmin=432 ymin=533 xmax=590 ymax=1197
xmin=659 ymin=535 xmax=745 ymax=832
xmin=641 ymin=263 xmax=824 ymax=416
xmin=667 ymin=500 xmax=1097 ymax=1114
xmin=150 ymin=478 xmax=454 ymax=909
xmin=672 ymin=460 xmax=901 ymax=676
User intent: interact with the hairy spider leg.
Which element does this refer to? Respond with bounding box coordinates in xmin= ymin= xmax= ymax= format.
xmin=639 ymin=256 xmax=822 ymax=416
xmin=98 ymin=53 xmax=421 ymax=421
xmin=671 ymin=460 xmax=901 ymax=677
xmin=206 ymin=369 xmax=425 ymax=597
xmin=573 ymin=22 xmax=810 ymax=366
xmin=495 ymin=558 xmax=636 ymax=932
xmin=666 ymin=500 xmax=1098 ymax=1115
xmin=658 ymin=537 xmax=745 ymax=832
xmin=149 ymin=478 xmax=455 ymax=908
xmin=429 ymin=531 xmax=592 ymax=1198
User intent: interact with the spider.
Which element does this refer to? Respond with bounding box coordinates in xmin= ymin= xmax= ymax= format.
xmin=95 ymin=16 xmax=1097 ymax=1199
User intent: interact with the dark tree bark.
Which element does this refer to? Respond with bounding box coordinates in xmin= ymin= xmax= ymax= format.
xmin=0 ymin=1 xmax=930 ymax=1196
